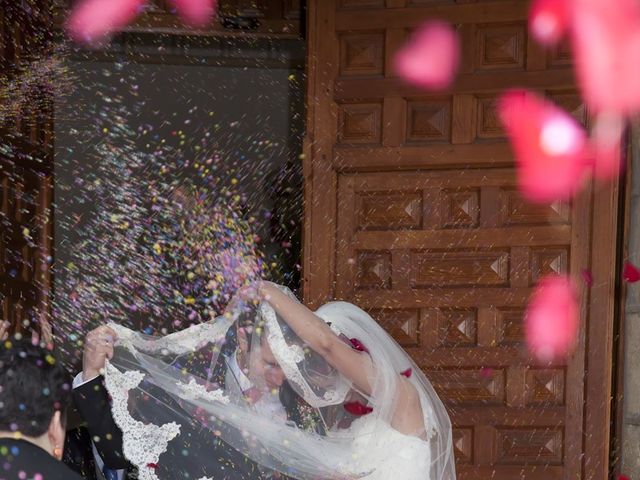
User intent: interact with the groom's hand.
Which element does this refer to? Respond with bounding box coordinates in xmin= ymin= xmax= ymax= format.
xmin=82 ymin=325 xmax=118 ymax=381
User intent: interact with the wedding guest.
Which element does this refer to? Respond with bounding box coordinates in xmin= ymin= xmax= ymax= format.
xmin=0 ymin=338 xmax=82 ymax=480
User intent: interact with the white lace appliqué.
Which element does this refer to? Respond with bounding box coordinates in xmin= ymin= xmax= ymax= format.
xmin=176 ymin=378 xmax=230 ymax=404
xmin=104 ymin=363 xmax=181 ymax=480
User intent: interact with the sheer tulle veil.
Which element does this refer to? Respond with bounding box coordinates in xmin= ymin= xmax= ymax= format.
xmin=103 ymin=284 xmax=456 ymax=480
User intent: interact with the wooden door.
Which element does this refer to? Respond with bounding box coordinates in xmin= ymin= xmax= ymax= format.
xmin=0 ymin=1 xmax=54 ymax=340
xmin=303 ymin=1 xmax=621 ymax=479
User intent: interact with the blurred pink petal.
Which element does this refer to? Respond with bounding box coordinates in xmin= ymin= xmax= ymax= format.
xmin=499 ymin=89 xmax=590 ymax=203
xmin=525 ymin=275 xmax=579 ymax=363
xmin=571 ymin=0 xmax=640 ymax=115
xmin=479 ymin=367 xmax=493 ymax=379
xmin=590 ymin=113 xmax=625 ymax=180
xmin=66 ymin=0 xmax=146 ymax=45
xmin=172 ymin=0 xmax=216 ymax=27
xmin=623 ymin=262 xmax=640 ymax=283
xmin=394 ymin=21 xmax=460 ymax=90
xmin=580 ymin=268 xmax=593 ymax=287
xmin=529 ymin=0 xmax=570 ymax=45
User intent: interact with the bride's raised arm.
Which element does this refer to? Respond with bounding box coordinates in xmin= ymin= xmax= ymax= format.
xmin=257 ymin=282 xmax=376 ymax=396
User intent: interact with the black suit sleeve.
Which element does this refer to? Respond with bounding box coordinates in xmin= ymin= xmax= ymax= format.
xmin=71 ymin=376 xmax=129 ymax=469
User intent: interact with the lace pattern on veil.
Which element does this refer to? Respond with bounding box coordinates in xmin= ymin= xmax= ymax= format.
xmin=109 ymin=319 xmax=233 ymax=356
xmin=259 ymin=302 xmax=352 ymax=408
xmin=103 ymin=363 xmax=182 ymax=480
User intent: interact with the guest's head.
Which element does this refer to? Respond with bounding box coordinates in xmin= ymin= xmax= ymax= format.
xmin=0 ymin=339 xmax=71 ymax=460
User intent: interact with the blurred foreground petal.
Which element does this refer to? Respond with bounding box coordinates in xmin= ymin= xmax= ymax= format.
xmin=394 ymin=21 xmax=460 ymax=90
xmin=529 ymin=0 xmax=570 ymax=45
xmin=571 ymin=0 xmax=640 ymax=115
xmin=172 ymin=0 xmax=216 ymax=27
xmin=67 ymin=0 xmax=145 ymax=45
xmin=499 ymin=89 xmax=589 ymax=203
xmin=525 ymin=275 xmax=579 ymax=363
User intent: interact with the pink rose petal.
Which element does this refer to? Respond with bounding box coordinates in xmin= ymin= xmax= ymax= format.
xmin=571 ymin=0 xmax=640 ymax=115
xmin=623 ymin=262 xmax=640 ymax=283
xmin=525 ymin=275 xmax=579 ymax=363
xmin=580 ymin=268 xmax=593 ymax=287
xmin=499 ymin=89 xmax=590 ymax=203
xmin=529 ymin=0 xmax=570 ymax=45
xmin=394 ymin=21 xmax=460 ymax=91
xmin=590 ymin=113 xmax=625 ymax=180
xmin=400 ymin=368 xmax=412 ymax=378
xmin=171 ymin=0 xmax=216 ymax=28
xmin=66 ymin=0 xmax=146 ymax=45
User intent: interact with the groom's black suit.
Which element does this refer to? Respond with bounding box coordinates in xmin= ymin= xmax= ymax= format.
xmin=66 ymin=326 xmax=311 ymax=480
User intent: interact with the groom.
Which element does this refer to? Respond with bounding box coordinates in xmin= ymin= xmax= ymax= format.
xmin=67 ymin=310 xmax=318 ymax=480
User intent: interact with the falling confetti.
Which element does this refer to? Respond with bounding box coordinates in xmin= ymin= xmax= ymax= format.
xmin=51 ymin=60 xmax=304 ymax=368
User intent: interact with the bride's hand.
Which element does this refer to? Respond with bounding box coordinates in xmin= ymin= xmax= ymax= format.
xmin=225 ymin=282 xmax=264 ymax=314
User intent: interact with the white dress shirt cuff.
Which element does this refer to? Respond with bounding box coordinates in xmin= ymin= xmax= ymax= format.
xmin=72 ymin=371 xmax=100 ymax=389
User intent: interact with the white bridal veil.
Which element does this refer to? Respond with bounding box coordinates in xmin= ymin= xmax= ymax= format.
xmin=103 ymin=284 xmax=456 ymax=480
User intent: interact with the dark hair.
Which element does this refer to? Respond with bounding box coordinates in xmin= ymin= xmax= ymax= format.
xmin=0 ymin=338 xmax=71 ymax=437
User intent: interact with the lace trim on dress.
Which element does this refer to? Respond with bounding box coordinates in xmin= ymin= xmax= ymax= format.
xmin=104 ymin=363 xmax=182 ymax=480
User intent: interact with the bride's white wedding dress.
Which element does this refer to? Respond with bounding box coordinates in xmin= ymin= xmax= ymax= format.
xmin=347 ymin=415 xmax=431 ymax=480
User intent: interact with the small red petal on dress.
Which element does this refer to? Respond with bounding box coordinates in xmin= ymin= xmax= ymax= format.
xmin=349 ymin=338 xmax=369 ymax=353
xmin=623 ymin=262 xmax=640 ymax=283
xmin=400 ymin=368 xmax=412 ymax=378
xmin=344 ymin=401 xmax=374 ymax=416
xmin=146 ymin=463 xmax=158 ymax=469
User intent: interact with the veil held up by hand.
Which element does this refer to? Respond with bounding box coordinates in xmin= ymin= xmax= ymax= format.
xmin=104 ymin=283 xmax=456 ymax=480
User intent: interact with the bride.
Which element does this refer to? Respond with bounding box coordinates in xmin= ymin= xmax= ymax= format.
xmin=103 ymin=282 xmax=456 ymax=480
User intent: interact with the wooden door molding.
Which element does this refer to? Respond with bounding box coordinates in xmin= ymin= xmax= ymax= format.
xmin=303 ymin=1 xmax=621 ymax=478
xmin=1 ymin=1 xmax=55 ymax=340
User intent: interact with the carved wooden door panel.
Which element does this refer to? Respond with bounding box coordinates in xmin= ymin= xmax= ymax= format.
xmin=303 ymin=1 xmax=620 ymax=479
xmin=0 ymin=1 xmax=54 ymax=339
